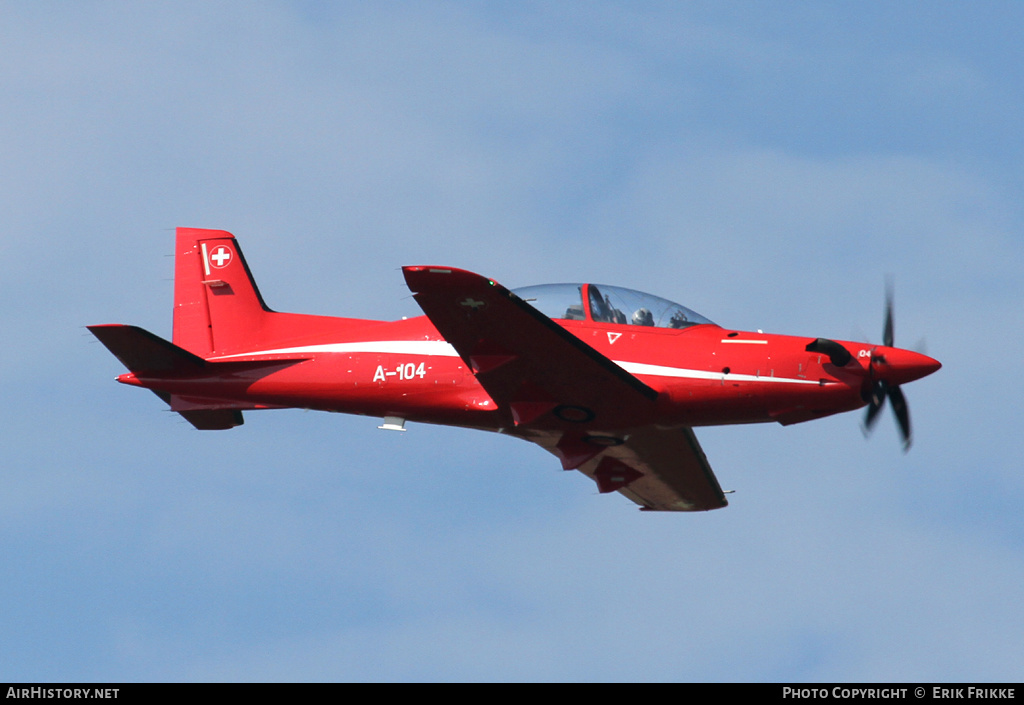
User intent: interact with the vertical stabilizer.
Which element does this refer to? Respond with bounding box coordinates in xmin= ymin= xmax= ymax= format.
xmin=173 ymin=227 xmax=272 ymax=356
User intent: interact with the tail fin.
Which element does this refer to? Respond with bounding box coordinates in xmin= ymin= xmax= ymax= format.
xmin=174 ymin=227 xmax=290 ymax=358
xmin=93 ymin=227 xmax=379 ymax=428
xmin=172 ymin=227 xmax=379 ymax=357
xmin=173 ymin=227 xmax=274 ymax=357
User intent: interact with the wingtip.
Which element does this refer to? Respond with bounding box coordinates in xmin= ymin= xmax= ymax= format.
xmin=402 ymin=265 xmax=497 ymax=293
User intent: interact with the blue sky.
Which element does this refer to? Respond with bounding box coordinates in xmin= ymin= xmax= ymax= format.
xmin=2 ymin=1 xmax=1022 ymax=682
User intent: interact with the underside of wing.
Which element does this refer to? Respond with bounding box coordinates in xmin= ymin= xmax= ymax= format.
xmin=520 ymin=425 xmax=728 ymax=512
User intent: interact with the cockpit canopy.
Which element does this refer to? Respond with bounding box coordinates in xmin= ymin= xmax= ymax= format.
xmin=511 ymin=283 xmax=714 ymax=329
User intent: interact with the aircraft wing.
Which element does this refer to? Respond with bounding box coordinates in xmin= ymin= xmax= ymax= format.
xmin=403 ymin=266 xmax=657 ymax=427
xmin=518 ymin=425 xmax=727 ymax=511
xmin=403 ymin=266 xmax=727 ymax=511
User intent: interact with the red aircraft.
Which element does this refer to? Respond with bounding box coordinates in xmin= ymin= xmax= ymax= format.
xmin=90 ymin=228 xmax=941 ymax=512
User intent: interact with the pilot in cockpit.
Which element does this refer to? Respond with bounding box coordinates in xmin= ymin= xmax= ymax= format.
xmin=632 ymin=307 xmax=654 ymax=326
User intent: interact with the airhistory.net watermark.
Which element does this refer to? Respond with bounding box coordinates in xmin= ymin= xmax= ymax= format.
xmin=6 ymin=689 xmax=118 ymax=699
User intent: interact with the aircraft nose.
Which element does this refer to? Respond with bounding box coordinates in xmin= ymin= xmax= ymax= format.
xmin=872 ymin=348 xmax=941 ymax=385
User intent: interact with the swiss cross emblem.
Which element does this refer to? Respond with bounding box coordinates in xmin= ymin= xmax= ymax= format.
xmin=209 ymin=245 xmax=232 ymax=269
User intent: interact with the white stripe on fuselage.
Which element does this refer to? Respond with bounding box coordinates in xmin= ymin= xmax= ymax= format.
xmin=209 ymin=340 xmax=820 ymax=386
xmin=617 ymin=361 xmax=820 ymax=385
xmin=207 ymin=340 xmax=461 ymax=360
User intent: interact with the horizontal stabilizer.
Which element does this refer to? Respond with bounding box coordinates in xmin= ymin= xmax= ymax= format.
xmin=88 ymin=324 xmax=207 ymax=373
xmin=148 ymin=390 xmax=246 ymax=430
xmin=90 ymin=325 xmax=248 ymax=430
xmin=178 ymin=409 xmax=244 ymax=430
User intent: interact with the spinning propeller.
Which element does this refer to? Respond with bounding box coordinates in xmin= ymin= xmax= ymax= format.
xmin=806 ymin=285 xmax=940 ymax=451
xmin=859 ymin=285 xmax=938 ymax=452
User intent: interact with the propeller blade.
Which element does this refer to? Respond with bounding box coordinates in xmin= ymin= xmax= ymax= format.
xmin=887 ymin=385 xmax=911 ymax=452
xmin=863 ymin=381 xmax=886 ymax=435
xmin=883 ymin=281 xmax=894 ymax=348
